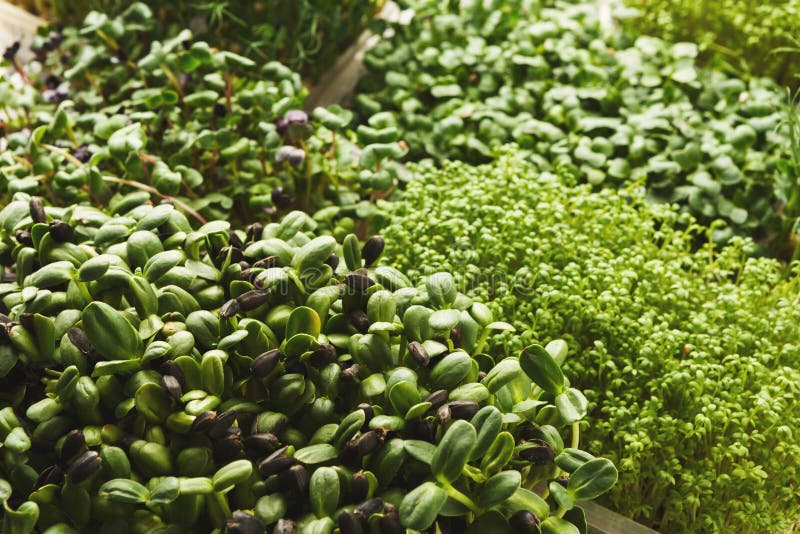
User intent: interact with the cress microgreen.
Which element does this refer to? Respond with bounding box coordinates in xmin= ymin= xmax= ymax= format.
xmin=380 ymin=148 xmax=800 ymax=533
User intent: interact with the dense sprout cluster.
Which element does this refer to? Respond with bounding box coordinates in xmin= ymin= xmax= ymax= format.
xmin=2 ymin=0 xmax=800 ymax=532
xmin=356 ymin=0 xmax=794 ymax=251
xmin=0 ymin=3 xmax=408 ymax=232
xmin=4 ymin=0 xmax=383 ymax=80
xmin=380 ymin=149 xmax=800 ymax=533
xmin=619 ymin=0 xmax=800 ymax=88
xmin=0 ymin=189 xmax=616 ymax=532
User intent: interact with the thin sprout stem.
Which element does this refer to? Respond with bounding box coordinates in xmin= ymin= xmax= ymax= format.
xmin=41 ymin=144 xmax=83 ymax=167
xmin=571 ymin=422 xmax=580 ymax=449
xmin=41 ymin=143 xmax=207 ymax=224
xmin=102 ymin=176 xmax=207 ymax=224
xmin=444 ymin=483 xmax=481 ymax=515
xmin=159 ymin=63 xmax=185 ymax=99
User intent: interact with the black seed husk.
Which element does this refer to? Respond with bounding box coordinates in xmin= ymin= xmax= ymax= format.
xmin=209 ymin=411 xmax=238 ymax=439
xmin=287 ymin=464 xmax=309 ymax=494
xmin=245 ymin=223 xmax=264 ymax=243
xmin=252 ymin=256 xmax=278 ymax=269
xmin=19 ymin=314 xmax=34 ymax=332
xmin=67 ymin=327 xmax=91 ymax=354
xmin=355 ymin=430 xmax=382 ymax=456
xmin=236 ymin=290 xmax=270 ymax=311
xmin=161 ymin=374 xmax=182 ymax=399
xmin=34 ymin=465 xmax=64 ymax=490
xmin=29 ymin=197 xmax=46 ymax=224
xmin=325 ymin=254 xmax=339 ymax=271
xmin=411 ymin=419 xmax=436 ymax=442
xmin=341 ymin=363 xmax=361 ymax=381
xmin=407 ymin=341 xmax=430 ymax=367
xmin=337 ymin=510 xmax=364 ymax=534
xmin=250 ymin=349 xmax=281 ymax=378
xmin=348 ymin=309 xmax=369 ymax=333
xmin=509 ymin=510 xmax=541 ymax=533
xmin=447 ymin=400 xmax=480 ymax=420
xmin=271 ymin=188 xmax=293 ymax=210
xmin=360 ymin=236 xmax=385 ymax=267
xmin=220 ymin=299 xmax=240 ymax=319
xmin=345 ymin=273 xmax=374 ymax=293
xmin=350 ymin=471 xmax=369 ymax=503
xmin=378 ymin=504 xmax=404 ymax=534
xmin=49 ymin=220 xmax=74 ymax=243
xmin=227 ymin=230 xmax=243 ymax=249
xmin=67 ymin=450 xmax=101 ymax=483
xmin=161 ymin=360 xmax=186 ymax=387
xmin=191 ymin=411 xmax=218 ymax=433
xmin=354 ymin=497 xmax=384 ymax=519
xmin=60 ymin=429 xmax=85 ymax=461
xmin=436 ymin=403 xmax=451 ymax=425
xmin=424 ymin=389 xmax=448 ymax=410
xmin=450 ymin=327 xmax=463 ymax=347
xmin=214 ymin=434 xmax=244 ymax=464
xmin=243 ymin=433 xmax=280 ymax=457
xmin=519 ymin=439 xmax=555 ymax=465
xmin=224 ymin=510 xmax=265 ymax=534
xmin=15 ymin=230 xmax=33 ymax=247
xmin=258 ymin=446 xmax=295 ymax=477
xmin=308 ymin=343 xmax=337 ymax=367
xmin=356 ymin=403 xmax=374 ymax=424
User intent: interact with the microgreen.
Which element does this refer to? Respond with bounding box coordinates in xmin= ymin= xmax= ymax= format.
xmin=620 ymin=0 xmax=800 ymax=89
xmin=380 ymin=148 xmax=800 ymax=533
xmin=7 ymin=0 xmax=383 ymax=81
xmin=0 ymin=192 xmax=615 ymax=532
xmin=356 ymin=0 xmax=795 ymax=253
xmin=0 ymin=3 xmax=407 ymax=236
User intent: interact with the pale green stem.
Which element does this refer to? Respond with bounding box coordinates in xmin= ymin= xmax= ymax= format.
xmin=474 ymin=328 xmax=490 ymax=355
xmin=73 ymin=279 xmax=94 ymax=305
xmin=40 ymin=144 xmax=207 ymax=225
xmin=444 ymin=483 xmax=480 ymax=515
xmin=209 ymin=490 xmax=231 ymax=525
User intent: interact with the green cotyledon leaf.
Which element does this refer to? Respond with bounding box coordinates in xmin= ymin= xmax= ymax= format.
xmin=519 ymin=344 xmax=565 ymax=394
xmin=99 ymin=479 xmax=150 ymax=504
xmin=431 ymin=420 xmax=477 ymax=484
xmin=309 ymin=466 xmax=340 ymax=518
xmin=399 ymin=482 xmax=447 ymax=531
xmin=476 ymin=470 xmax=521 ymax=509
xmin=568 ymin=458 xmax=618 ymax=501
xmin=82 ymin=302 xmax=140 ymax=360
